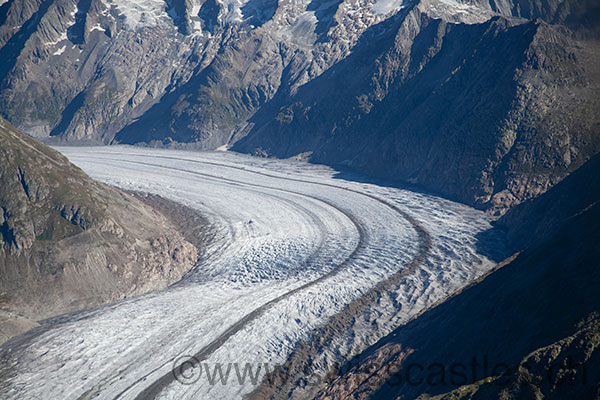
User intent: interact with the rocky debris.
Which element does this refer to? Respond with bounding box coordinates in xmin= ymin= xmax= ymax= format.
xmin=235 ymin=7 xmax=600 ymax=215
xmin=0 ymin=313 xmax=40 ymax=347
xmin=0 ymin=118 xmax=204 ymax=344
xmin=316 ymin=312 xmax=600 ymax=400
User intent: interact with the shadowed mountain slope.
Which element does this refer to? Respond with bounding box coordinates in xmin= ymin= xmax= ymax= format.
xmin=312 ymin=153 xmax=600 ymax=400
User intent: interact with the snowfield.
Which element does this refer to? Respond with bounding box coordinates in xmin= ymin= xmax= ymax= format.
xmin=0 ymin=147 xmax=507 ymax=399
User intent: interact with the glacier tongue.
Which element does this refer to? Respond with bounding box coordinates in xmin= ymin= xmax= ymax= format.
xmin=0 ymin=147 xmax=507 ymax=399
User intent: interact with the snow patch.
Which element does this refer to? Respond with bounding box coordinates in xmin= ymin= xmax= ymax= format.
xmin=90 ymin=23 xmax=106 ymax=32
xmin=279 ymin=12 xmax=318 ymax=45
xmin=45 ymin=32 xmax=68 ymax=47
xmin=371 ymin=0 xmax=405 ymax=15
xmin=438 ymin=0 xmax=475 ymax=10
xmin=427 ymin=0 xmax=492 ymax=23
xmin=53 ymin=45 xmax=66 ymax=56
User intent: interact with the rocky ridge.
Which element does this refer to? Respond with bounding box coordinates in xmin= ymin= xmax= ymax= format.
xmin=0 ymin=118 xmax=201 ymax=344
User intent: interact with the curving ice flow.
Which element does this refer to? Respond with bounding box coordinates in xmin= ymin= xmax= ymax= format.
xmin=0 ymin=147 xmax=507 ymax=400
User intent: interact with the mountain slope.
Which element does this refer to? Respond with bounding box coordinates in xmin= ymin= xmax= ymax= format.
xmin=311 ymin=154 xmax=600 ymax=400
xmin=0 ymin=118 xmax=199 ymax=343
xmin=234 ymin=7 xmax=600 ymax=215
xmin=1 ymin=0 xmax=598 ymax=214
xmin=499 ymin=153 xmax=600 ymax=249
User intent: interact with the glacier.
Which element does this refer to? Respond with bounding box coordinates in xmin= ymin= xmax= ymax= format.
xmin=0 ymin=147 xmax=507 ymax=399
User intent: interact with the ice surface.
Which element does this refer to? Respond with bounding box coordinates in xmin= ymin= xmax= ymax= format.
xmin=0 ymin=147 xmax=507 ymax=399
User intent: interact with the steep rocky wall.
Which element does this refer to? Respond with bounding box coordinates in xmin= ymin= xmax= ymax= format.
xmin=234 ymin=7 xmax=600 ymax=214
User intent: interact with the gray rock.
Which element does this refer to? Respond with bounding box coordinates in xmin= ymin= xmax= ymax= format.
xmin=0 ymin=0 xmax=598 ymax=214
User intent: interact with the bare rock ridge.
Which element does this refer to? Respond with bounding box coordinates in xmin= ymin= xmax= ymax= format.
xmin=310 ymin=153 xmax=600 ymax=400
xmin=0 ymin=0 xmax=598 ymax=214
xmin=0 ymin=118 xmax=201 ymax=344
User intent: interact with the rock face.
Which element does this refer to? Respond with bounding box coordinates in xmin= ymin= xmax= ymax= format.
xmin=430 ymin=315 xmax=600 ymax=400
xmin=310 ymin=153 xmax=600 ymax=400
xmin=235 ymin=8 xmax=600 ymax=215
xmin=498 ymin=153 xmax=600 ymax=249
xmin=0 ymin=0 xmax=598 ymax=214
xmin=0 ymin=118 xmax=199 ymax=343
